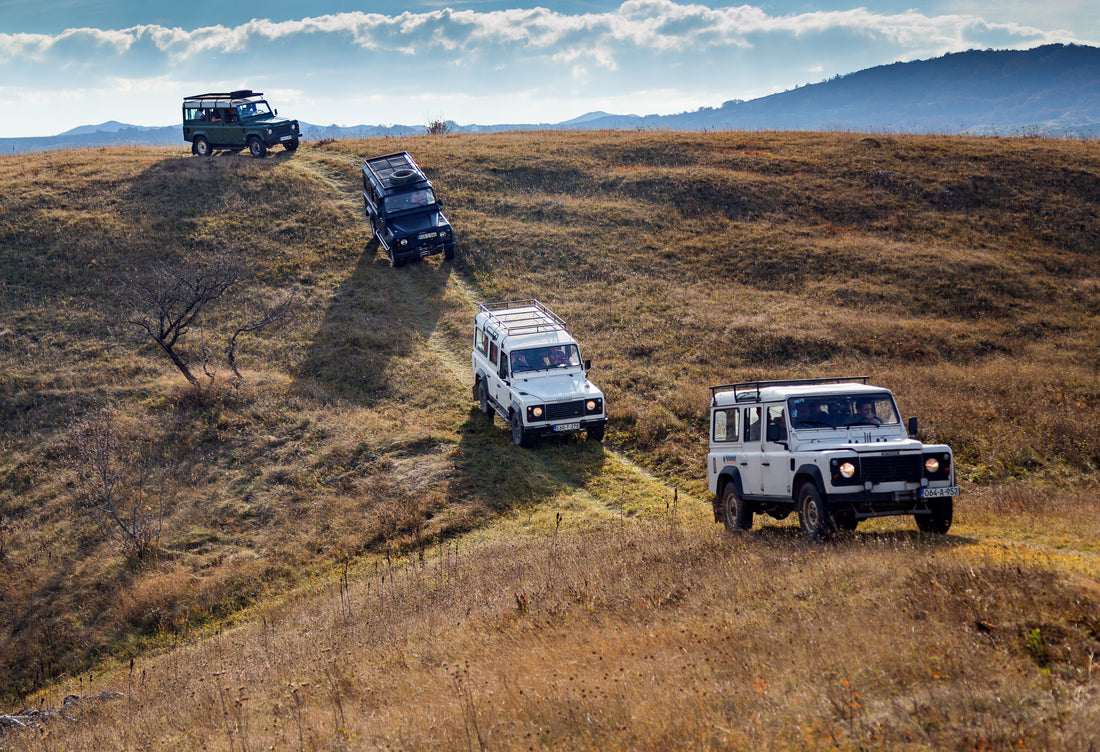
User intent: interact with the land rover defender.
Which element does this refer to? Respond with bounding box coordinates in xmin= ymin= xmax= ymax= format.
xmin=182 ymin=90 xmax=300 ymax=157
xmin=707 ymin=377 xmax=959 ymax=541
xmin=472 ymin=300 xmax=606 ymax=448
xmin=362 ymin=152 xmax=455 ymax=267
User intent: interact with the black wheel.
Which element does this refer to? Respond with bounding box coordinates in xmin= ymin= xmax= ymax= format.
xmin=587 ymin=423 xmax=604 ymax=442
xmin=511 ymin=411 xmax=534 ymax=448
xmin=915 ymin=498 xmax=953 ymax=534
xmin=248 ymin=137 xmax=267 ymax=158
xmin=283 ymin=138 xmax=299 ymax=152
xmin=720 ymin=482 xmax=752 ymax=532
xmin=444 ymin=242 xmax=456 ymax=261
xmin=798 ymin=482 xmax=834 ymax=542
xmin=391 ymin=168 xmax=417 ymax=184
xmin=477 ymin=380 xmax=492 ymax=420
xmin=390 ymin=249 xmax=405 ymax=268
xmin=193 ymin=136 xmax=211 ymax=157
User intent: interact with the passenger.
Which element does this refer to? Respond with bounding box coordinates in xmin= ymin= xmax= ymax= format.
xmin=856 ymin=399 xmax=883 ymax=425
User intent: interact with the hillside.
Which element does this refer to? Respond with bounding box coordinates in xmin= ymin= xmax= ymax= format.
xmin=1 ymin=131 xmax=1099 ymax=749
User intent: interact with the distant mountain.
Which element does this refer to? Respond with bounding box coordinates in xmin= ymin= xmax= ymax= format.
xmin=2 ymin=44 xmax=1097 ymax=155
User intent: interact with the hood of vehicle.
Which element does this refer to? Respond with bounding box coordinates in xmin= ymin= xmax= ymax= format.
xmin=512 ymin=372 xmax=602 ymax=403
xmin=794 ymin=434 xmax=926 ymax=453
xmin=389 ymin=211 xmax=446 ymax=234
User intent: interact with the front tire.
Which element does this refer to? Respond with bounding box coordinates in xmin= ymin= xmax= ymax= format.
xmin=248 ymin=136 xmax=267 ymax=158
xmin=193 ymin=136 xmax=211 ymax=157
xmin=721 ymin=482 xmax=752 ymax=532
xmin=798 ymin=483 xmax=834 ymax=542
xmin=444 ymin=242 xmax=456 ymax=261
xmin=284 ymin=138 xmax=299 ymax=152
xmin=511 ymin=411 xmax=534 ymax=449
xmin=915 ymin=498 xmax=953 ymax=534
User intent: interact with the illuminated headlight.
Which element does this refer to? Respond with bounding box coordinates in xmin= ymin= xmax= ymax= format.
xmin=399 ymin=238 xmax=408 ymax=246
xmin=585 ymin=398 xmax=603 ymax=414
xmin=838 ymin=461 xmax=856 ymax=479
xmin=924 ymin=457 xmax=940 ymax=473
xmin=526 ymin=405 xmax=545 ymax=421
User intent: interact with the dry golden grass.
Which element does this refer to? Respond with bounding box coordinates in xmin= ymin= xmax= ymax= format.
xmin=1 ymin=131 xmax=1099 ymax=749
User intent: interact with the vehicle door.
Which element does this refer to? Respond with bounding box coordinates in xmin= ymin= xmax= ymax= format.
xmin=738 ymin=406 xmax=763 ymax=496
xmin=487 ymin=338 xmax=510 ymax=407
xmin=220 ymin=107 xmax=244 ymax=146
xmin=760 ymin=403 xmax=791 ymax=497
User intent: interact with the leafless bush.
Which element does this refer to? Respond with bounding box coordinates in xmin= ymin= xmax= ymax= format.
xmin=426 ymin=118 xmax=450 ymax=135
xmin=66 ymin=405 xmax=165 ymax=562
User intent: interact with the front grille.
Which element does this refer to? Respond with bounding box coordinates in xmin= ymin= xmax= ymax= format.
xmin=862 ymin=454 xmax=922 ymax=483
xmin=545 ymin=400 xmax=585 ymax=421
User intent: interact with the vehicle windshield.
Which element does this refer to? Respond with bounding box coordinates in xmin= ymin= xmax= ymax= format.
xmin=384 ymin=188 xmax=436 ymax=213
xmin=236 ymin=101 xmax=273 ymax=119
xmin=788 ymin=394 xmax=900 ymax=428
xmin=511 ymin=345 xmax=581 ymax=373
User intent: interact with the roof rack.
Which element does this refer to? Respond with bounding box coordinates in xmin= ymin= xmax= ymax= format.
xmin=710 ymin=376 xmax=869 ymax=405
xmin=479 ymin=300 xmax=567 ymax=337
xmin=183 ymin=90 xmax=261 ymax=101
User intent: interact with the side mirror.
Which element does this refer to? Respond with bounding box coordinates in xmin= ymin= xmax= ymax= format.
xmin=274 ymin=109 xmax=278 ymax=116
xmin=584 ymin=359 xmax=591 ymax=371
xmin=907 ymin=416 xmax=919 ymax=438
xmin=437 ymin=199 xmax=444 ymax=210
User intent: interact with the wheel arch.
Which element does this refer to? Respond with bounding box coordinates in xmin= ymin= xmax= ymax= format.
xmin=794 ymin=464 xmax=826 ymax=500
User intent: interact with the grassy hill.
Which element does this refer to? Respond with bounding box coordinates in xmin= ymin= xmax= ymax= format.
xmin=1 ymin=131 xmax=1098 ymax=749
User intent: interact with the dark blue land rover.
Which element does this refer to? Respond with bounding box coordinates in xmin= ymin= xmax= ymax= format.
xmin=361 ymin=152 xmax=456 ymax=267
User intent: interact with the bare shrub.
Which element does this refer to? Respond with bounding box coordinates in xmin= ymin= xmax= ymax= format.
xmin=66 ymin=405 xmax=165 ymax=562
xmin=426 ymin=118 xmax=450 ymax=135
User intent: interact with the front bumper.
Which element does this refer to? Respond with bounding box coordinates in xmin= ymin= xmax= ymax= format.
xmin=525 ymin=417 xmax=606 ymax=438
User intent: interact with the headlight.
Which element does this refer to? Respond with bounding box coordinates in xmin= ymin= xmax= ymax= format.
xmin=399 ymin=238 xmax=408 ymax=246
xmin=585 ymin=398 xmax=603 ymax=414
xmin=264 ymin=128 xmax=272 ymax=135
xmin=924 ymin=457 xmax=940 ymax=473
xmin=526 ymin=405 xmax=545 ymax=421
xmin=532 ymin=406 xmax=543 ymax=418
xmin=838 ymin=461 xmax=856 ymax=479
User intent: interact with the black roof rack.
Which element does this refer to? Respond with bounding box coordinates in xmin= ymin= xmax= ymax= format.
xmin=183 ymin=90 xmax=261 ymax=101
xmin=479 ymin=300 xmax=566 ymax=337
xmin=710 ymin=376 xmax=869 ymax=405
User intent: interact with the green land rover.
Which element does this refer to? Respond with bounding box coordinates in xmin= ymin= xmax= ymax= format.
xmin=182 ymin=90 xmax=301 ymax=158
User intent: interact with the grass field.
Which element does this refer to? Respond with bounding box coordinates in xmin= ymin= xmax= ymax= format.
xmin=0 ymin=130 xmax=1098 ymax=750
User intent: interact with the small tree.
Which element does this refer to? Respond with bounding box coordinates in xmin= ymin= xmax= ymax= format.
xmin=121 ymin=257 xmax=244 ymax=389
xmin=426 ymin=118 xmax=450 ymax=135
xmin=67 ymin=405 xmax=164 ymax=561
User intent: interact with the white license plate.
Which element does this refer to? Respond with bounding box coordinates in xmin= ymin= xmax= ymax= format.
xmin=553 ymin=422 xmax=580 ymax=432
xmin=280 ymin=134 xmax=293 ymax=141
xmin=418 ymin=231 xmax=438 ymax=240
xmin=921 ymin=486 xmax=959 ymax=498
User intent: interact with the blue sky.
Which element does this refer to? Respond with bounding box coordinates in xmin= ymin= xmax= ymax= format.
xmin=0 ymin=0 xmax=1093 ymax=137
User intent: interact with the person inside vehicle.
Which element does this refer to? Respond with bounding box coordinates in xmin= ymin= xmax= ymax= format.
xmin=856 ymin=399 xmax=883 ymax=425
xmin=511 ymin=351 xmax=531 ymax=373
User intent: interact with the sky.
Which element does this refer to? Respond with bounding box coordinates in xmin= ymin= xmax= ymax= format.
xmin=0 ymin=0 xmax=1094 ymax=138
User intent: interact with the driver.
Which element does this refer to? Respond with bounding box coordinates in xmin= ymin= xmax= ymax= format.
xmin=856 ymin=400 xmax=883 ymax=425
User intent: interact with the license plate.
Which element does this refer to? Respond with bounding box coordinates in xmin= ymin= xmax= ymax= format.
xmin=280 ymin=134 xmax=293 ymax=141
xmin=921 ymin=486 xmax=959 ymax=498
xmin=418 ymin=231 xmax=438 ymax=240
xmin=553 ymin=422 xmax=580 ymax=432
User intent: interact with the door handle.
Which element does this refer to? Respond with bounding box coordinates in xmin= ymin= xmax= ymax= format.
xmin=761 ymin=462 xmax=771 ymax=466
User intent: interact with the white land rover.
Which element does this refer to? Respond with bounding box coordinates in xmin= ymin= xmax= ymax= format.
xmin=707 ymin=377 xmax=959 ymax=541
xmin=472 ymin=300 xmax=607 ymax=448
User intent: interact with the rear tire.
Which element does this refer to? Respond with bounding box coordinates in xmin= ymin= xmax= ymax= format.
xmin=248 ymin=136 xmax=267 ymax=158
xmin=916 ymin=498 xmax=953 ymax=534
xmin=477 ymin=380 xmax=492 ymax=420
xmin=721 ymin=482 xmax=752 ymax=532
xmin=798 ymin=483 xmax=834 ymax=542
xmin=193 ymin=136 xmax=211 ymax=157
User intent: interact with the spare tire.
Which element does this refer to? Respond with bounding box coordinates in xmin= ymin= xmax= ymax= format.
xmin=390 ymin=168 xmax=419 ymax=184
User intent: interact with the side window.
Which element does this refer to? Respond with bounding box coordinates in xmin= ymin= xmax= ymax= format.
xmin=474 ymin=328 xmax=488 ymax=355
xmin=744 ymin=407 xmax=761 ymax=443
xmin=712 ymin=408 xmax=740 ymax=443
xmin=766 ymin=405 xmax=788 ymax=443
xmin=489 ymin=341 xmax=499 ymax=365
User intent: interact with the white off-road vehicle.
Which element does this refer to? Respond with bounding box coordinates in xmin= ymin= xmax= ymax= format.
xmin=707 ymin=377 xmax=959 ymax=541
xmin=472 ymin=300 xmax=607 ymax=448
